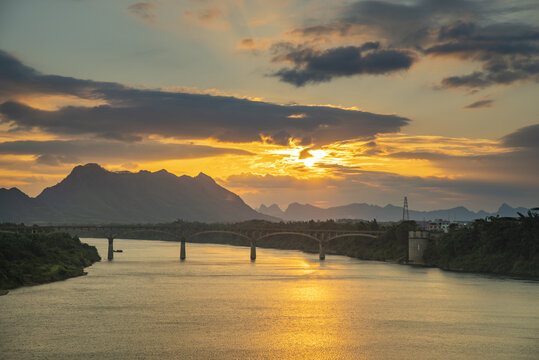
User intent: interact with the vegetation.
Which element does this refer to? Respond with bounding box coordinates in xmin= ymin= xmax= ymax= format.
xmin=327 ymin=221 xmax=415 ymax=262
xmin=0 ymin=231 xmax=101 ymax=291
xmin=423 ymin=212 xmax=539 ymax=277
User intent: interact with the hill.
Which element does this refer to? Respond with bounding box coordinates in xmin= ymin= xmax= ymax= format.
xmin=258 ymin=202 xmax=529 ymax=222
xmin=0 ymin=163 xmax=274 ymax=224
xmin=0 ymin=232 xmax=101 ymax=291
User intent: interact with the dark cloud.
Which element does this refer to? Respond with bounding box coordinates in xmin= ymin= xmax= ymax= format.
xmin=501 ymin=123 xmax=539 ymax=148
xmin=343 ymin=0 xmax=479 ymax=46
xmin=428 ymin=21 xmax=539 ymax=89
xmin=272 ymin=44 xmax=416 ymax=86
xmin=127 ymin=2 xmax=157 ymax=23
xmin=432 ymin=22 xmax=539 ymax=54
xmin=291 ymin=0 xmax=480 ymax=46
xmin=298 ymin=148 xmax=313 ymax=159
xmin=289 ymin=25 xmax=350 ymax=38
xmin=270 ymin=0 xmax=539 ymax=89
xmin=0 ymin=140 xmax=252 ymax=166
xmin=35 ymin=154 xmax=64 ymax=166
xmin=463 ymin=99 xmax=494 ymax=109
xmin=0 ymin=50 xmax=125 ymax=101
xmin=0 ymin=50 xmax=410 ymax=146
xmin=239 ymin=38 xmax=255 ymax=47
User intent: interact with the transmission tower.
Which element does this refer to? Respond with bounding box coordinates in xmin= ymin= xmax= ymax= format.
xmin=403 ymin=196 xmax=409 ymax=221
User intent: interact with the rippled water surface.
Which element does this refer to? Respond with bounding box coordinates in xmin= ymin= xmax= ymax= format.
xmin=1 ymin=239 xmax=538 ymax=359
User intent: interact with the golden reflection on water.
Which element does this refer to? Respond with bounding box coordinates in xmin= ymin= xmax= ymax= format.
xmin=274 ymin=281 xmax=341 ymax=356
xmin=1 ymin=240 xmax=538 ymax=360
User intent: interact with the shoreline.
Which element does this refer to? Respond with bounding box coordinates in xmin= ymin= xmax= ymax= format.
xmin=0 ymin=267 xmax=97 ymax=294
xmin=0 ymin=232 xmax=101 ymax=293
xmin=180 ymin=239 xmax=539 ymax=281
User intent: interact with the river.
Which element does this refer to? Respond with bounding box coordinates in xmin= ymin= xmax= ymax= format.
xmin=1 ymin=239 xmax=538 ymax=359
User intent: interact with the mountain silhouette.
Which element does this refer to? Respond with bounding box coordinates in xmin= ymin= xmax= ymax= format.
xmin=257 ymin=202 xmax=529 ymax=222
xmin=0 ymin=163 xmax=274 ymax=224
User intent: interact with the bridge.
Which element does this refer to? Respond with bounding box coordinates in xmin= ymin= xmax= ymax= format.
xmin=17 ymin=224 xmax=382 ymax=262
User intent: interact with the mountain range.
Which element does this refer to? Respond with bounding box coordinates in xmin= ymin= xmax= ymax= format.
xmin=0 ymin=163 xmax=529 ymax=224
xmin=258 ymin=202 xmax=530 ymax=222
xmin=0 ymin=163 xmax=273 ymax=224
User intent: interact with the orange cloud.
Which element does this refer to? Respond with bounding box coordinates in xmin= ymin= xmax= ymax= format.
xmin=14 ymin=94 xmax=108 ymax=111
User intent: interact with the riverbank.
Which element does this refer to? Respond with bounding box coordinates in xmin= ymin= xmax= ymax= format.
xmin=0 ymin=232 xmax=101 ymax=292
xmin=187 ymin=216 xmax=538 ymax=279
xmin=423 ymin=213 xmax=539 ymax=278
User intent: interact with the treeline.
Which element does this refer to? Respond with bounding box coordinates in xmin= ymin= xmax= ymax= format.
xmin=423 ymin=212 xmax=539 ymax=277
xmin=0 ymin=232 xmax=101 ymax=291
xmin=173 ymin=218 xmax=383 ymax=232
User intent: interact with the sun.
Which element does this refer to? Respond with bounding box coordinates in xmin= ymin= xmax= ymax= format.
xmin=301 ymin=149 xmax=327 ymax=167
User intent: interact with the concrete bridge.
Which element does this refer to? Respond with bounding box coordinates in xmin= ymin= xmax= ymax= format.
xmin=29 ymin=225 xmax=381 ymax=262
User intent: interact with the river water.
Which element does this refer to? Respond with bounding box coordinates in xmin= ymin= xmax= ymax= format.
xmin=1 ymin=239 xmax=538 ymax=359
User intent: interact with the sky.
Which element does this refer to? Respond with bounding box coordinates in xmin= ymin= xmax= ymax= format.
xmin=0 ymin=0 xmax=538 ymax=212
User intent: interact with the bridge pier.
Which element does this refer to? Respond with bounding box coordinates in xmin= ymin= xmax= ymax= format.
xmin=408 ymin=231 xmax=430 ymax=265
xmin=316 ymin=233 xmax=326 ymax=260
xmin=319 ymin=240 xmax=326 ymax=260
xmin=180 ymin=237 xmax=186 ymax=261
xmin=250 ymin=239 xmax=256 ymax=261
xmin=107 ymin=237 xmax=114 ymax=261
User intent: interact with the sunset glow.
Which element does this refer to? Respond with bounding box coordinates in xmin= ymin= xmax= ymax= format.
xmin=0 ymin=0 xmax=537 ymax=211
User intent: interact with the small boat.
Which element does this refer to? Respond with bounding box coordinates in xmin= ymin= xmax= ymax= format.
xmin=113 ymin=249 xmax=123 ymax=253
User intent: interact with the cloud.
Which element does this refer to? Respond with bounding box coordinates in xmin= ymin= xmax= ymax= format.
xmin=223 ymin=173 xmax=313 ymax=189
xmin=298 ymin=148 xmax=313 ymax=159
xmin=290 ymin=0 xmax=478 ymax=45
xmin=428 ymin=21 xmax=539 ymax=89
xmin=342 ymin=0 xmax=479 ymax=46
xmin=0 ymin=50 xmax=410 ymax=146
xmin=127 ymin=2 xmax=157 ymax=23
xmin=0 ymin=50 xmax=125 ymax=101
xmin=271 ymin=44 xmax=416 ymax=86
xmin=0 ymin=140 xmax=252 ymax=166
xmin=289 ymin=25 xmax=349 ymax=39
xmin=184 ymin=7 xmax=227 ymax=28
xmin=385 ymin=151 xmax=451 ymax=161
xmin=501 ymin=123 xmax=539 ymax=148
xmin=238 ymin=38 xmax=256 ymax=49
xmin=377 ymin=126 xmax=539 ymax=190
xmin=249 ymin=0 xmax=539 ymax=88
xmin=223 ymin=169 xmax=538 ymax=211
xmin=197 ymin=8 xmax=224 ymax=23
xmin=224 ymin=126 xmax=539 ymax=209
xmin=236 ymin=38 xmax=270 ymax=52
xmin=463 ymin=99 xmax=494 ymax=109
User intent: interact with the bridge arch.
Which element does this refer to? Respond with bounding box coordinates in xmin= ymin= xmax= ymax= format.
xmin=187 ymin=230 xmax=256 ymax=261
xmin=255 ymin=231 xmax=320 ymax=243
xmin=255 ymin=231 xmax=324 ymax=260
xmin=186 ymin=230 xmax=252 ymax=243
xmin=55 ymin=228 xmax=183 ymax=261
xmin=326 ymin=233 xmax=378 ymax=243
xmin=114 ymin=228 xmax=181 ymax=241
